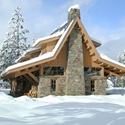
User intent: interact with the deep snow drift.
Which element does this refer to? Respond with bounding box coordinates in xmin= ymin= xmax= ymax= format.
xmin=0 ymin=92 xmax=125 ymax=125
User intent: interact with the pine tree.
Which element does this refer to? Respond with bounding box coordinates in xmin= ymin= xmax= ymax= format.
xmin=0 ymin=7 xmax=30 ymax=72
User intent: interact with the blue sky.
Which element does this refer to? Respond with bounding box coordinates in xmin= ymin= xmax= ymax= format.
xmin=0 ymin=0 xmax=125 ymax=61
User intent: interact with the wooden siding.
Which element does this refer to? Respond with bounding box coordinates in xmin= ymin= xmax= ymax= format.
xmin=40 ymin=40 xmax=57 ymax=54
xmin=41 ymin=42 xmax=68 ymax=76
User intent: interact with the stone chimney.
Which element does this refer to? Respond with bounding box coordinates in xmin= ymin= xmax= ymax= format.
xmin=68 ymin=4 xmax=80 ymax=22
xmin=66 ymin=5 xmax=85 ymax=95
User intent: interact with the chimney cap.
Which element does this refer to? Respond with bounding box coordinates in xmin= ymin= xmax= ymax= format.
xmin=68 ymin=4 xmax=80 ymax=22
xmin=68 ymin=4 xmax=80 ymax=12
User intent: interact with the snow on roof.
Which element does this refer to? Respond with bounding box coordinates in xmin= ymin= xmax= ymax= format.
xmin=32 ymin=31 xmax=63 ymax=47
xmin=51 ymin=21 xmax=68 ymax=35
xmin=90 ymin=37 xmax=102 ymax=44
xmin=100 ymin=54 xmax=125 ymax=68
xmin=1 ymin=19 xmax=75 ymax=76
xmin=33 ymin=21 xmax=68 ymax=47
xmin=68 ymin=4 xmax=80 ymax=12
xmin=15 ymin=47 xmax=40 ymax=63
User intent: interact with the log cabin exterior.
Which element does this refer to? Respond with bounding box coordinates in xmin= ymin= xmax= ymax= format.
xmin=1 ymin=5 xmax=125 ymax=97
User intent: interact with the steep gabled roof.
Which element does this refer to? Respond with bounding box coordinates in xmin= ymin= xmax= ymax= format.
xmin=71 ymin=16 xmax=125 ymax=77
xmin=1 ymin=18 xmax=76 ymax=78
xmin=1 ymin=15 xmax=125 ymax=79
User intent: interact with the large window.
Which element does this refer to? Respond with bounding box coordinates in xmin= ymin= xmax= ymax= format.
xmin=43 ymin=66 xmax=64 ymax=75
xmin=84 ymin=67 xmax=101 ymax=76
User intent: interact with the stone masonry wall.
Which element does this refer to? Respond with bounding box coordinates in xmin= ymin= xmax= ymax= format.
xmin=94 ymin=77 xmax=106 ymax=95
xmin=37 ymin=77 xmax=51 ymax=97
xmin=56 ymin=77 xmax=66 ymax=95
xmin=86 ymin=76 xmax=106 ymax=95
xmin=66 ymin=24 xmax=85 ymax=95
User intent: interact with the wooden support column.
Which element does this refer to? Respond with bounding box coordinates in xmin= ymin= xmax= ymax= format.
xmin=64 ymin=66 xmax=66 ymax=76
xmin=11 ymin=79 xmax=18 ymax=94
xmin=101 ymin=67 xmax=104 ymax=77
xmin=39 ymin=65 xmax=43 ymax=76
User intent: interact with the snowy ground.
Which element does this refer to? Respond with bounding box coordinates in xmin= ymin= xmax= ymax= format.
xmin=0 ymin=89 xmax=125 ymax=125
xmin=0 ymin=88 xmax=10 ymax=94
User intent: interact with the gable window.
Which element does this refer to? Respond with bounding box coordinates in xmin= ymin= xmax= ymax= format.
xmin=43 ymin=66 xmax=64 ymax=75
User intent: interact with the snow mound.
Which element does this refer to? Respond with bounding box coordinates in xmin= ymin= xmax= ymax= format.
xmin=40 ymin=95 xmax=63 ymax=103
xmin=0 ymin=88 xmax=10 ymax=94
xmin=0 ymin=92 xmax=13 ymax=101
xmin=15 ymin=95 xmax=34 ymax=102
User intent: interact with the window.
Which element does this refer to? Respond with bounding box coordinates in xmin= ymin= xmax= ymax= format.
xmin=51 ymin=80 xmax=56 ymax=92
xmin=91 ymin=80 xmax=95 ymax=92
xmin=84 ymin=67 xmax=101 ymax=76
xmin=43 ymin=66 xmax=64 ymax=75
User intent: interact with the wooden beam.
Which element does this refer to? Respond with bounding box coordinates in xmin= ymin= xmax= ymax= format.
xmin=24 ymin=74 xmax=34 ymax=84
xmin=28 ymin=72 xmax=39 ymax=83
xmin=99 ymin=63 xmax=104 ymax=66
xmin=104 ymin=69 xmax=121 ymax=77
xmin=89 ymin=52 xmax=95 ymax=56
xmin=119 ymin=70 xmax=122 ymax=72
xmin=15 ymin=66 xmax=39 ymax=77
xmin=84 ymin=40 xmax=88 ymax=43
xmin=86 ymin=46 xmax=91 ymax=50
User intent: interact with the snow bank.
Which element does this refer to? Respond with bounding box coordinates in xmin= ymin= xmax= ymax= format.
xmin=106 ymin=87 xmax=125 ymax=95
xmin=1 ymin=93 xmax=125 ymax=125
xmin=0 ymin=92 xmax=13 ymax=101
xmin=0 ymin=88 xmax=10 ymax=94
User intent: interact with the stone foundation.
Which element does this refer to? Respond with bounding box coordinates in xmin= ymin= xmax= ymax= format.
xmin=56 ymin=77 xmax=66 ymax=95
xmin=37 ymin=77 xmax=51 ymax=97
xmin=85 ymin=76 xmax=106 ymax=95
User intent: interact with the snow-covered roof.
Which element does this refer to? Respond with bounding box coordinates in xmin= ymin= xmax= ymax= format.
xmin=15 ymin=47 xmax=41 ymax=63
xmin=100 ymin=54 xmax=125 ymax=68
xmin=32 ymin=21 xmax=68 ymax=47
xmin=90 ymin=37 xmax=102 ymax=45
xmin=32 ymin=32 xmax=62 ymax=47
xmin=1 ymin=19 xmax=75 ymax=76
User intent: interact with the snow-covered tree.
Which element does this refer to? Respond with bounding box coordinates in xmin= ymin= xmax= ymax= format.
xmin=0 ymin=7 xmax=30 ymax=72
xmin=118 ymin=50 xmax=125 ymax=64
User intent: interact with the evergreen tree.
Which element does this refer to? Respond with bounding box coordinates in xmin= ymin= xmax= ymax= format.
xmin=118 ymin=50 xmax=125 ymax=64
xmin=0 ymin=7 xmax=30 ymax=72
xmin=117 ymin=50 xmax=125 ymax=87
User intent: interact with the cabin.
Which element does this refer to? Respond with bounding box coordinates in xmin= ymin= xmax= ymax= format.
xmin=1 ymin=5 xmax=125 ymax=97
